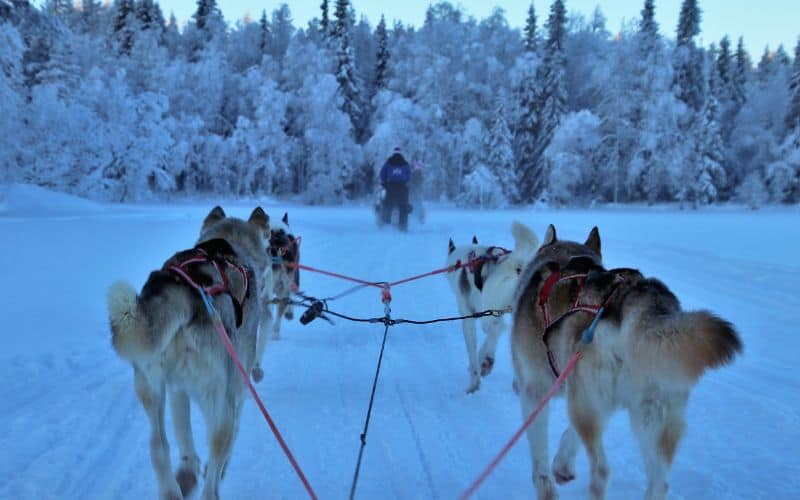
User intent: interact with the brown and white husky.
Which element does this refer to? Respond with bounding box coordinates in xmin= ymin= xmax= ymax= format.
xmin=512 ymin=225 xmax=742 ymax=500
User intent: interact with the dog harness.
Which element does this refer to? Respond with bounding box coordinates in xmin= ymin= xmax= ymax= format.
xmin=167 ymin=238 xmax=251 ymax=328
xmin=270 ymin=233 xmax=302 ymax=293
xmin=455 ymin=246 xmax=512 ymax=291
xmin=538 ymin=270 xmax=624 ymax=378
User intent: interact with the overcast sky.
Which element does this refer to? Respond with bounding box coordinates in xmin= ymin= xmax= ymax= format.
xmin=154 ymin=1 xmax=798 ymax=57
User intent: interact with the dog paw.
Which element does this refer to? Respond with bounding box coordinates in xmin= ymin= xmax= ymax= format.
xmin=284 ymin=309 xmax=294 ymax=320
xmin=175 ymin=455 xmax=200 ymax=497
xmin=480 ymin=356 xmax=494 ymax=377
xmin=465 ymin=371 xmax=481 ymax=393
xmin=553 ymin=466 xmax=576 ymax=485
xmin=251 ymin=365 xmax=264 ymax=383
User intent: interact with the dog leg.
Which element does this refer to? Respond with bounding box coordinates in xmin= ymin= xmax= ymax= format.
xmin=134 ymin=368 xmax=182 ymax=500
xmin=520 ymin=380 xmax=558 ymax=500
xmin=170 ymin=389 xmax=201 ymax=497
xmin=552 ymin=425 xmax=579 ymax=484
xmin=569 ymin=391 xmax=612 ymax=500
xmin=271 ymin=293 xmax=288 ymax=340
xmin=252 ymin=292 xmax=274 ymax=382
xmin=200 ymin=399 xmax=239 ymax=500
xmin=461 ymin=317 xmax=481 ymax=393
xmin=478 ymin=316 xmax=504 ymax=377
xmin=629 ymin=393 xmax=687 ymax=500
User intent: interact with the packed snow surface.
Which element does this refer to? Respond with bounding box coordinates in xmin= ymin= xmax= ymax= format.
xmin=0 ymin=188 xmax=798 ymax=499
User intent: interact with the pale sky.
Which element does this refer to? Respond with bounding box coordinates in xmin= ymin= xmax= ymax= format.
xmin=157 ymin=1 xmax=797 ymax=57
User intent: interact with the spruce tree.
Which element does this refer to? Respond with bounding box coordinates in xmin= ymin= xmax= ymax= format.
xmin=259 ymin=9 xmax=270 ymax=54
xmin=523 ymin=2 xmax=537 ymax=53
xmin=716 ymin=36 xmax=732 ymax=96
xmin=640 ymin=0 xmax=657 ymax=40
xmin=786 ymin=38 xmax=800 ymax=132
xmin=732 ymin=36 xmax=748 ymax=105
xmin=193 ymin=0 xmax=219 ymax=31
xmin=672 ymin=0 xmax=704 ymax=110
xmin=526 ymin=0 xmax=566 ymax=202
xmin=320 ymin=0 xmax=329 ymax=35
xmin=484 ymin=99 xmax=518 ymax=203
xmin=81 ymin=0 xmax=102 ymax=34
xmin=333 ymin=0 xmax=362 ymax=139
xmin=112 ymin=0 xmax=138 ymax=55
xmin=374 ymin=15 xmax=389 ymax=91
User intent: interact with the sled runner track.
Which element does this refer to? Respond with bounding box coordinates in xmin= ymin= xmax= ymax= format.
xmin=394 ymin=383 xmax=438 ymax=499
xmin=60 ymin=377 xmax=142 ymax=499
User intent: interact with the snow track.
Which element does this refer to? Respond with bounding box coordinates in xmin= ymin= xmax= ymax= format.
xmin=1 ymin=201 xmax=797 ymax=499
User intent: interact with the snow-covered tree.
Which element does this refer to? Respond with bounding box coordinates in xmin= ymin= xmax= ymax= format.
xmin=458 ymin=165 xmax=507 ymax=208
xmin=523 ymin=2 xmax=537 ymax=53
xmin=258 ymin=10 xmax=270 ymax=54
xmin=672 ymin=0 xmax=704 ymax=111
xmin=269 ymin=4 xmax=294 ymax=64
xmin=374 ymin=15 xmax=389 ymax=91
xmin=0 ymin=21 xmax=24 ymax=182
xmin=732 ymin=36 xmax=749 ymax=105
xmin=483 ymin=99 xmax=518 ymax=203
xmin=680 ymin=73 xmax=727 ymax=206
xmin=526 ymin=0 xmax=567 ymax=203
xmin=320 ymin=0 xmax=330 ymax=36
xmin=545 ymin=110 xmax=601 ymax=205
xmin=786 ymin=37 xmax=800 ymax=132
xmin=332 ymin=0 xmax=363 ymax=140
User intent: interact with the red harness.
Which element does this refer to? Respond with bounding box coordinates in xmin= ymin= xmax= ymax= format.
xmin=272 ymin=235 xmax=302 ymax=293
xmin=538 ymin=271 xmax=606 ymax=378
xmin=167 ymin=243 xmax=251 ymax=327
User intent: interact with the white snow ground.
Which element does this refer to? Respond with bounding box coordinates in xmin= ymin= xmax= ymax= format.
xmin=0 ymin=184 xmax=798 ymax=499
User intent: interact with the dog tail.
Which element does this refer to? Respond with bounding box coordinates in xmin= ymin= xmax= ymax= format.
xmin=627 ymin=310 xmax=742 ymax=385
xmin=107 ymin=279 xmax=193 ymax=363
xmin=511 ymin=221 xmax=539 ymax=257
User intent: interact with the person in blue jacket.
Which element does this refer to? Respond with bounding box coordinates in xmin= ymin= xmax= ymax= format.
xmin=379 ymin=147 xmax=412 ymax=230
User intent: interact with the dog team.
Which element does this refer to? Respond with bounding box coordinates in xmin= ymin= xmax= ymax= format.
xmin=107 ymin=207 xmax=741 ymax=499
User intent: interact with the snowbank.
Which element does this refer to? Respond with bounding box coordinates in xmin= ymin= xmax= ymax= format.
xmin=0 ymin=183 xmax=102 ymax=217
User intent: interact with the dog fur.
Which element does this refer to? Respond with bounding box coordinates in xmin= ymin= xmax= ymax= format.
xmin=251 ymin=212 xmax=299 ymax=383
xmin=446 ymin=221 xmax=539 ymax=393
xmin=512 ymin=226 xmax=742 ymax=500
xmin=107 ymin=206 xmax=270 ymax=500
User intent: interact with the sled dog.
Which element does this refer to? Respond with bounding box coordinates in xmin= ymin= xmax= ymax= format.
xmin=512 ymin=227 xmax=742 ymax=500
xmin=107 ymin=206 xmax=270 ymax=500
xmin=446 ymin=221 xmax=539 ymax=393
xmin=251 ymin=212 xmax=299 ymax=382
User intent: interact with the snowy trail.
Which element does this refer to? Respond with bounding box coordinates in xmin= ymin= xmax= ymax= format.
xmin=1 ymin=199 xmax=798 ymax=499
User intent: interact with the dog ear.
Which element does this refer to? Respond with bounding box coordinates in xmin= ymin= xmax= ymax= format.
xmin=472 ymin=235 xmax=478 ymax=245
xmin=249 ymin=207 xmax=270 ymax=233
xmin=448 ymin=238 xmax=455 ymax=254
xmin=584 ymin=226 xmax=601 ymax=255
xmin=543 ymin=224 xmax=557 ymax=246
xmin=282 ymin=212 xmax=289 ymax=225
xmin=202 ymin=206 xmax=226 ymax=231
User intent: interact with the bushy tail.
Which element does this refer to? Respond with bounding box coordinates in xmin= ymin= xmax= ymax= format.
xmin=511 ymin=221 xmax=539 ymax=257
xmin=107 ymin=280 xmax=192 ymax=363
xmin=626 ymin=310 xmax=742 ymax=385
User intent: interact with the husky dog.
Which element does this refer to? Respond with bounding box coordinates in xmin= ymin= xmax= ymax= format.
xmin=511 ymin=224 xmax=604 ymax=498
xmin=513 ymin=227 xmax=743 ymax=500
xmin=251 ymin=213 xmax=299 ymax=382
xmin=446 ymin=221 xmax=539 ymax=393
xmin=107 ymin=206 xmax=270 ymax=500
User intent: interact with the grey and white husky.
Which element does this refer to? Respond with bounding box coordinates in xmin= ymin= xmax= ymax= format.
xmin=107 ymin=206 xmax=270 ymax=500
xmin=446 ymin=221 xmax=539 ymax=393
xmin=512 ymin=225 xmax=742 ymax=500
